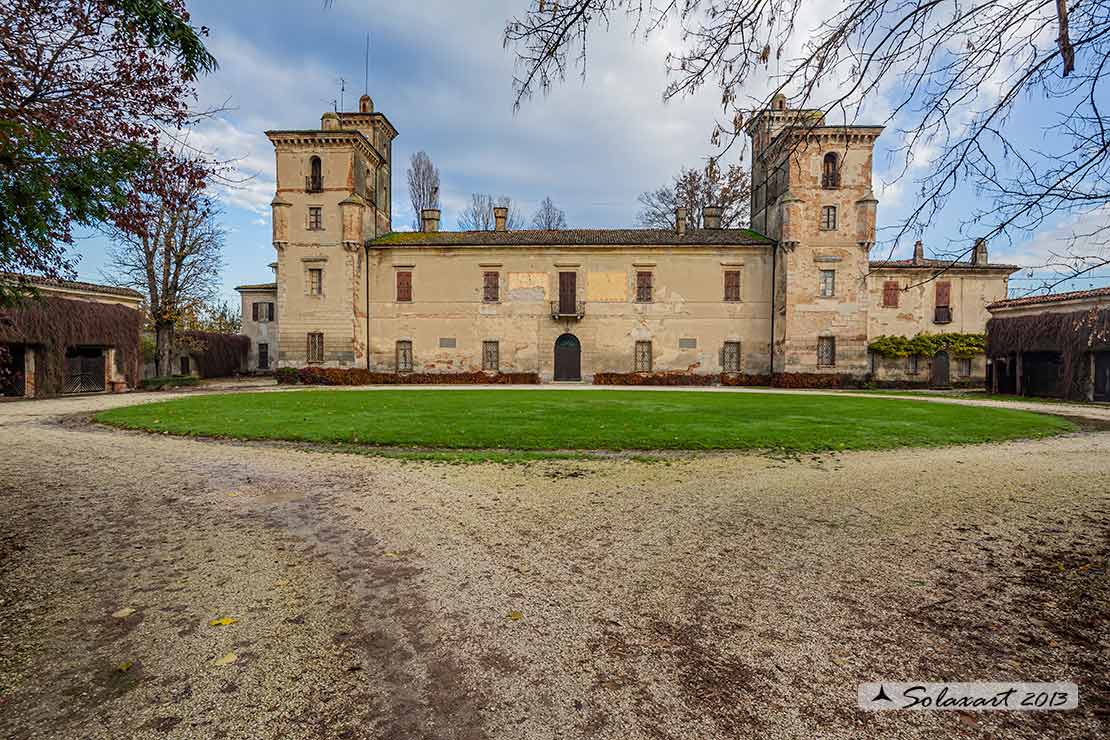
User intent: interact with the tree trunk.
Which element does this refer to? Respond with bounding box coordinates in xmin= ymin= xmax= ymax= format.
xmin=155 ymin=321 xmax=175 ymax=377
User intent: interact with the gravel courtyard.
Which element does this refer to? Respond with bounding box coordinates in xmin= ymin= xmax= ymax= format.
xmin=1 ymin=389 xmax=1107 ymax=739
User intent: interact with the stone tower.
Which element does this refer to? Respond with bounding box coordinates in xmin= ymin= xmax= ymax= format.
xmin=265 ymin=94 xmax=398 ymax=368
xmin=747 ymin=95 xmax=883 ymax=375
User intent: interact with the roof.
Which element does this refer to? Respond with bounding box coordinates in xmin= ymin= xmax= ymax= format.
xmin=869 ymin=258 xmax=1019 ymax=272
xmin=368 ymin=228 xmax=774 ymax=248
xmin=235 ymin=282 xmax=277 ymax=292
xmin=0 ymin=271 xmax=143 ymax=300
xmin=988 ymin=286 xmax=1110 ymax=310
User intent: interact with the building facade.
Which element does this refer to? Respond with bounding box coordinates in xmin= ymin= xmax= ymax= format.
xmin=235 ymin=265 xmax=278 ymax=372
xmin=249 ymin=94 xmax=1016 ymax=385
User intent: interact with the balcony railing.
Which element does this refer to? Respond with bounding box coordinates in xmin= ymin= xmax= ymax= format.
xmin=305 ymin=175 xmax=323 ymax=193
xmin=934 ymin=306 xmax=952 ymax=324
xmin=551 ymin=300 xmax=586 ymax=320
xmin=821 ymin=172 xmax=841 ymax=188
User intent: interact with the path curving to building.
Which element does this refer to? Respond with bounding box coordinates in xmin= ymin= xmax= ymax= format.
xmin=1 ymin=388 xmax=1108 ymax=739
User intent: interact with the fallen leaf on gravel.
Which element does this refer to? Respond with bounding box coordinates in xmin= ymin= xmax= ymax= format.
xmin=208 ymin=617 xmax=238 ymax=627
xmin=383 ymin=551 xmax=400 ymax=559
xmin=213 ymin=652 xmax=238 ymax=666
xmin=273 ymin=579 xmax=290 ymax=587
xmin=116 ymin=661 xmax=133 ymax=673
xmin=112 ymin=607 xmax=136 ymax=619
xmin=508 ymin=611 xmax=524 ymax=621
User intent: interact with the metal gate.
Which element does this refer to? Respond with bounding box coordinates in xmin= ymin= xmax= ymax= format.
xmin=931 ymin=351 xmax=951 ymax=388
xmin=1093 ymin=352 xmax=1109 ymax=402
xmin=64 ymin=348 xmax=106 ymax=394
xmin=554 ymin=333 xmax=581 ymax=381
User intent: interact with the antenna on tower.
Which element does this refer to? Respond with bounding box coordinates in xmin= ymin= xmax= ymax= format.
xmin=364 ymin=32 xmax=370 ymax=95
xmin=338 ymin=77 xmax=347 ymax=111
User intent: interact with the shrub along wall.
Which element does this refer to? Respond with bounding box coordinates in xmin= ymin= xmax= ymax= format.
xmin=178 ymin=331 xmax=250 ymax=379
xmin=0 ymin=296 xmax=142 ymax=395
xmin=987 ymin=307 xmax=1110 ymax=400
xmin=279 ymin=367 xmax=540 ymax=386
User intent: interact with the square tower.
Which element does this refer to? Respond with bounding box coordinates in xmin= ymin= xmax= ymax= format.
xmin=747 ymin=95 xmax=883 ymax=376
xmin=265 ymin=95 xmax=398 ymax=368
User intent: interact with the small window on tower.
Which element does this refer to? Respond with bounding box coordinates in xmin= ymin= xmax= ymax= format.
xmin=307 ymin=156 xmax=323 ymax=192
xmin=308 ymin=268 xmax=323 ymax=296
xmin=308 ymin=206 xmax=323 ymax=231
xmin=307 ymin=332 xmax=324 ymax=363
xmin=820 ymin=205 xmax=838 ymax=231
xmin=822 ymin=152 xmax=840 ymax=188
xmin=817 ymin=336 xmax=837 ymax=367
xmin=819 ymin=270 xmax=836 ymax=298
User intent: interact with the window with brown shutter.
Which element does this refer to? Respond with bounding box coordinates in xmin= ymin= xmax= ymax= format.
xmin=636 ymin=271 xmax=653 ymax=303
xmin=724 ymin=270 xmax=741 ymax=302
xmin=252 ymin=302 xmax=259 ymax=321
xmin=934 ymin=281 xmax=952 ymax=323
xmin=396 ymin=271 xmax=412 ymax=302
xmin=267 ymin=303 xmax=275 ymax=321
xmin=483 ymin=271 xmax=499 ymax=303
xmin=882 ymin=281 xmax=899 ymax=307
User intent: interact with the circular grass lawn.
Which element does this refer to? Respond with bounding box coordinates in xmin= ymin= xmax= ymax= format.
xmin=95 ymin=389 xmax=1076 ymax=453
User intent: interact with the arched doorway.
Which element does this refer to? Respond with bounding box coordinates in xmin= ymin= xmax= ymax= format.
xmin=554 ymin=333 xmax=581 ymax=381
xmin=931 ymin=351 xmax=951 ymax=388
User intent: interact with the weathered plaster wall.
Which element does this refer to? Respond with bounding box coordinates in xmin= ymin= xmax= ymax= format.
xmin=868 ymin=269 xmax=1010 ymax=336
xmin=238 ymin=288 xmax=278 ymax=371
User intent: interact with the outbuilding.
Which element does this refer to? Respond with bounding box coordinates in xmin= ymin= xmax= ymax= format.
xmin=986 ymin=287 xmax=1110 ymax=401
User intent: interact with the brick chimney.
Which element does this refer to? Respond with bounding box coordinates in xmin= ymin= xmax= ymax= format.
xmin=972 ymin=238 xmax=988 ymax=266
xmin=912 ymin=239 xmax=925 ymax=265
xmin=420 ymin=208 xmax=440 ymax=233
xmin=675 ymin=207 xmax=687 ymax=237
xmin=493 ymin=206 xmax=508 ymax=232
xmin=702 ymin=205 xmax=722 ymax=230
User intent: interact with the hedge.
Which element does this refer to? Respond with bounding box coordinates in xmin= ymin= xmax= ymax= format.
xmin=277 ymin=367 xmax=540 ymax=386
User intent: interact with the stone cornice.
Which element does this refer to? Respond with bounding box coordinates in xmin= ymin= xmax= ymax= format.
xmin=265 ymin=130 xmax=384 ymax=166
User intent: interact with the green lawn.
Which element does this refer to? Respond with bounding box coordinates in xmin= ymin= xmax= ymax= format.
xmin=95 ymin=389 xmax=1076 ymax=453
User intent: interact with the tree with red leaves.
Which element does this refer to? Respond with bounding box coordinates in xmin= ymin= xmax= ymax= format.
xmin=0 ymin=0 xmax=216 ymax=306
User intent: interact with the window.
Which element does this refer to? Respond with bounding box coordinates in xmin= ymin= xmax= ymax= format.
xmin=252 ymin=302 xmax=275 ymax=322
xmin=908 ymin=355 xmax=920 ymax=374
xmin=483 ymin=341 xmax=499 ymax=372
xmin=307 ymin=333 xmax=324 ymax=363
xmin=396 ymin=271 xmax=412 ymax=302
xmin=307 ymin=156 xmax=323 ymax=192
xmin=724 ymin=270 xmax=742 ymax=302
xmin=722 ymin=341 xmax=741 ymax=373
xmin=819 ymin=270 xmax=836 ymax=298
xmin=308 ymin=206 xmax=323 ymax=231
xmin=635 ymin=341 xmax=653 ymax=372
xmin=483 ymin=271 xmax=499 ymax=303
xmin=438 ymin=337 xmax=456 ymax=348
xmin=396 ymin=340 xmax=413 ymax=372
xmin=679 ymin=338 xmax=697 ymax=350
xmin=820 ymin=205 xmax=838 ymax=230
xmin=882 ymin=281 xmax=899 ymax=308
xmin=934 ymin=281 xmax=952 ymax=323
xmin=817 ymin=336 xmax=836 ymax=367
xmin=308 ymin=268 xmax=323 ymax=296
xmin=958 ymin=358 xmax=972 ymax=377
xmin=258 ymin=343 xmax=269 ymax=370
xmin=636 ymin=271 xmax=653 ymax=303
xmin=822 ymin=152 xmax=840 ymax=188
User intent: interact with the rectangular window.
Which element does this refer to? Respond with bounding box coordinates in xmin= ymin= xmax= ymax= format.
xmin=819 ymin=270 xmax=836 ymax=298
xmin=307 ymin=333 xmax=324 ymax=363
xmin=308 ymin=207 xmax=323 ymax=231
xmin=722 ymin=341 xmax=741 ymax=373
xmin=820 ymin=205 xmax=838 ymax=230
xmin=909 ymin=355 xmax=920 ymax=374
xmin=634 ymin=341 xmax=653 ymax=372
xmin=558 ymin=271 xmax=577 ymax=315
xmin=396 ymin=271 xmax=412 ymax=302
xmin=483 ymin=341 xmax=499 ymax=372
xmin=267 ymin=303 xmax=275 ymax=321
xmin=724 ymin=270 xmax=742 ymax=302
xmin=396 ymin=340 xmax=413 ymax=372
xmin=258 ymin=343 xmax=269 ymax=370
xmin=882 ymin=281 xmax=899 ymax=308
xmin=438 ymin=337 xmax=456 ymax=348
xmin=958 ymin=358 xmax=972 ymax=377
xmin=252 ymin=302 xmax=259 ymax=321
xmin=483 ymin=271 xmax=499 ymax=303
xmin=252 ymin=302 xmax=274 ymax=322
xmin=636 ymin=271 xmax=653 ymax=303
xmin=817 ymin=336 xmax=836 ymax=367
xmin=308 ymin=269 xmax=323 ymax=296
xmin=935 ymin=281 xmax=952 ymax=323
xmin=679 ymin=338 xmax=697 ymax=350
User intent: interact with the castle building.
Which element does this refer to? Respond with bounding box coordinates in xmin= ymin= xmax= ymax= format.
xmin=251 ymin=93 xmax=1017 ymax=385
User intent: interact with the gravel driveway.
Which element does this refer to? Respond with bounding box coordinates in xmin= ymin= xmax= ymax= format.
xmin=0 ymin=389 xmax=1107 ymax=739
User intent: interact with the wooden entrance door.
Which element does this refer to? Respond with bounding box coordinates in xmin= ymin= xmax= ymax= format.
xmin=554 ymin=333 xmax=581 ymax=381
xmin=1095 ymin=352 xmax=1110 ymax=402
xmin=558 ymin=272 xmax=577 ymax=316
xmin=931 ymin=351 xmax=951 ymax=388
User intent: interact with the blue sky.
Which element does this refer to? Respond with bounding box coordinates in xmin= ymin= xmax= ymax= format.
xmin=70 ymin=0 xmax=1110 ymax=305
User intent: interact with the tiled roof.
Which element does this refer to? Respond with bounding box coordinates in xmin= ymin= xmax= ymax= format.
xmin=235 ymin=282 xmax=277 ymax=291
xmin=869 ymin=259 xmax=1018 ymax=271
xmin=368 ymin=228 xmax=773 ymax=248
xmin=0 ymin=271 xmax=143 ymax=300
xmin=988 ymin=286 xmax=1110 ymax=310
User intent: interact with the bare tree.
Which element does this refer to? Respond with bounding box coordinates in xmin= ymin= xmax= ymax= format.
xmin=636 ymin=162 xmax=751 ymax=230
xmin=103 ymin=150 xmax=225 ymax=375
xmin=505 ymin=1 xmax=1110 ymax=290
xmin=457 ymin=194 xmax=525 ymax=230
xmin=406 ymin=151 xmax=441 ymax=230
xmin=531 ymin=196 xmax=568 ymax=229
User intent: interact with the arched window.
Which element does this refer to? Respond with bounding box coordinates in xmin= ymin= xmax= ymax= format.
xmin=307 ymin=156 xmax=323 ymax=192
xmin=822 ymin=152 xmax=840 ymax=188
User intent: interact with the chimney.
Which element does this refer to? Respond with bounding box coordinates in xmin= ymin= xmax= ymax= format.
xmin=703 ymin=205 xmax=722 ymax=230
xmin=912 ymin=240 xmax=925 ymax=265
xmin=972 ymin=238 xmax=988 ymax=266
xmin=420 ymin=208 xmax=441 ymax=233
xmin=675 ymin=207 xmax=687 ymax=237
xmin=321 ymin=111 xmax=340 ymax=130
xmin=493 ymin=206 xmax=509 ymax=232
xmin=359 ymin=94 xmax=374 ymax=114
